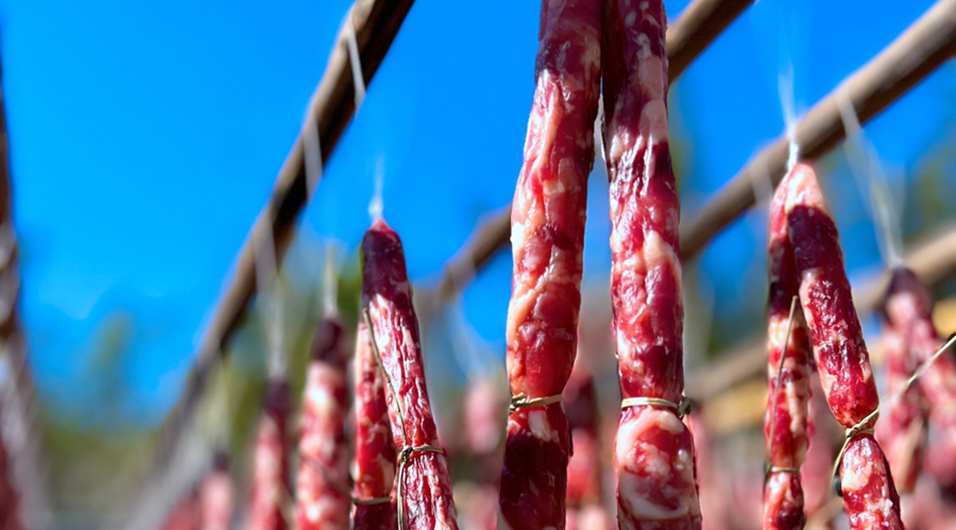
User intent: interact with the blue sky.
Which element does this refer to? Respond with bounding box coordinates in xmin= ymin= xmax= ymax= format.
xmin=2 ymin=0 xmax=954 ymax=425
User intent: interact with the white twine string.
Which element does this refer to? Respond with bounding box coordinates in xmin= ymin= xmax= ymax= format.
xmin=252 ymin=212 xmax=286 ymax=378
xmin=267 ymin=278 xmax=287 ymax=379
xmin=594 ymin=91 xmax=606 ymax=165
xmin=831 ymin=333 xmax=956 ymax=487
xmin=779 ymin=62 xmax=800 ymax=174
xmin=368 ymin=157 xmax=385 ymax=223
xmin=835 ymin=87 xmax=904 ymax=269
xmin=765 ymin=296 xmax=799 ymax=479
xmin=345 ymin=6 xmax=366 ymax=110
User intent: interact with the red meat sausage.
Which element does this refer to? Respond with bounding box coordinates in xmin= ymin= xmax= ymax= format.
xmin=247 ymin=378 xmax=291 ymax=530
xmin=499 ymin=0 xmax=601 ymax=527
xmin=362 ymin=219 xmax=457 ymax=530
xmin=763 ymin=168 xmax=813 ymax=529
xmin=602 ymin=0 xmax=700 ymax=527
xmin=351 ymin=318 xmax=398 ymax=530
xmin=783 ymin=163 xmax=903 ymax=529
xmin=295 ymin=318 xmax=350 ymax=530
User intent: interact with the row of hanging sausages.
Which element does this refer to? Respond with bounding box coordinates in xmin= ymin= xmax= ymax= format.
xmin=157 ymin=0 xmax=956 ymax=528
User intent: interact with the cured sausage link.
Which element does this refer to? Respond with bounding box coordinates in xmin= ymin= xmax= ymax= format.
xmin=783 ymin=163 xmax=903 ymax=529
xmin=763 ymin=170 xmax=813 ymax=529
xmin=602 ymin=0 xmax=700 ymax=527
xmin=247 ymin=379 xmax=291 ymax=530
xmin=296 ymin=318 xmax=350 ymax=530
xmin=499 ymin=0 xmax=601 ymax=526
xmin=876 ymin=272 xmax=926 ymax=494
xmin=352 ymin=318 xmax=398 ymax=530
xmin=565 ymin=368 xmax=612 ymax=530
xmin=361 ymin=219 xmax=458 ymax=530
xmin=883 ymin=268 xmax=956 ymax=496
xmin=199 ymin=452 xmax=232 ymax=530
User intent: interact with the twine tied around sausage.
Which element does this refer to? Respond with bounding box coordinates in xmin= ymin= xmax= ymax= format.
xmin=830 ymin=331 xmax=956 ymax=493
xmin=765 ymin=296 xmax=802 ymax=480
xmin=509 ymin=392 xmax=562 ymax=414
xmin=620 ymin=395 xmax=692 ymax=418
xmin=363 ymin=309 xmax=444 ymax=529
xmin=343 ymin=4 xmax=366 ymax=109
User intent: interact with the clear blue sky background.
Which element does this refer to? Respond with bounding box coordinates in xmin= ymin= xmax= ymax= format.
xmin=2 ymin=0 xmax=954 ymax=426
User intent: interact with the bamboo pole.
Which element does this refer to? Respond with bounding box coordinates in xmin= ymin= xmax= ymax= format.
xmin=419 ymin=0 xmax=757 ymax=307
xmin=679 ymin=0 xmax=956 ymax=259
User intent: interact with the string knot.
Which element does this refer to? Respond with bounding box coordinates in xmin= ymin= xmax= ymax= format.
xmin=396 ymin=444 xmax=444 ymax=528
xmin=830 ymin=411 xmax=878 ymax=489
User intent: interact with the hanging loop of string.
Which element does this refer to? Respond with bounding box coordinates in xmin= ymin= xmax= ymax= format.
xmin=830 ymin=332 xmax=956 ymax=489
xmin=251 ymin=206 xmax=290 ymax=380
xmin=765 ymin=296 xmax=799 ymax=480
xmin=363 ymin=309 xmax=443 ymax=530
xmin=344 ymin=6 xmax=366 ymax=110
xmin=835 ymin=87 xmax=904 ymax=269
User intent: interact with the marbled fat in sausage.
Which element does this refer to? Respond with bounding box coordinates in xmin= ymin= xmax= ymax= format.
xmin=0 ymin=418 xmax=21 ymax=530
xmin=602 ymin=0 xmax=700 ymax=527
xmin=783 ymin=163 xmax=903 ymax=529
xmin=199 ymin=452 xmax=232 ymax=530
xmin=247 ymin=379 xmax=291 ymax=530
xmin=875 ymin=289 xmax=925 ymax=494
xmin=763 ymin=167 xmax=813 ymax=529
xmin=295 ymin=318 xmax=350 ymax=530
xmin=362 ymin=220 xmax=457 ymax=530
xmin=883 ymin=268 xmax=956 ymax=497
xmin=500 ymin=0 xmax=601 ymax=526
xmin=351 ymin=318 xmax=398 ymax=530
